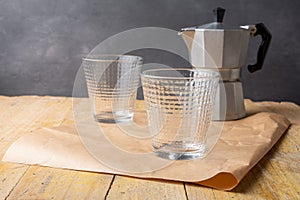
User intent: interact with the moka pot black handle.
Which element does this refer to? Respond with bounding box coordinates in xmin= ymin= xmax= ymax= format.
xmin=248 ymin=23 xmax=272 ymax=73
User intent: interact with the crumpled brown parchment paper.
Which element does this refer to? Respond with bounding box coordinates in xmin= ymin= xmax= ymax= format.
xmin=2 ymin=110 xmax=290 ymax=190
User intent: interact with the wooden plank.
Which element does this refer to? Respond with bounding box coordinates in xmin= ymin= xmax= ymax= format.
xmin=264 ymin=125 xmax=300 ymax=199
xmin=185 ymin=125 xmax=300 ymax=200
xmin=184 ymin=183 xmax=217 ymax=200
xmin=0 ymin=96 xmax=73 ymax=200
xmin=0 ymin=163 xmax=28 ymax=200
xmin=106 ymin=175 xmax=187 ymax=200
xmin=0 ymin=96 xmax=73 ymax=156
xmin=6 ymin=166 xmax=114 ymax=200
xmin=185 ymin=164 xmax=278 ymax=199
xmin=0 ymin=96 xmax=44 ymax=199
xmin=1 ymin=96 xmax=300 ymax=199
xmin=33 ymin=96 xmax=72 ymax=127
xmin=1 ymin=96 xmax=113 ymax=200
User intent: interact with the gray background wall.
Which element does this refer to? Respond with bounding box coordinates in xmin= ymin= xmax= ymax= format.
xmin=0 ymin=0 xmax=299 ymax=104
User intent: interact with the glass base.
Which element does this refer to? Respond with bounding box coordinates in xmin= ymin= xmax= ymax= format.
xmin=94 ymin=112 xmax=133 ymax=123
xmin=153 ymin=142 xmax=206 ymax=160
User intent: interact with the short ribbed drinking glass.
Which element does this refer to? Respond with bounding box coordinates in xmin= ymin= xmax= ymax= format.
xmin=141 ymin=68 xmax=219 ymax=160
xmin=83 ymin=55 xmax=142 ymax=123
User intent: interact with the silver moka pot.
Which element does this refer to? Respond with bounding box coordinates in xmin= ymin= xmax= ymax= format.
xmin=179 ymin=7 xmax=272 ymax=120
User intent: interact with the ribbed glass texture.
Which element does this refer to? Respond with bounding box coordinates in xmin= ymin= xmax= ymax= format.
xmin=142 ymin=69 xmax=219 ymax=159
xmin=83 ymin=55 xmax=142 ymax=123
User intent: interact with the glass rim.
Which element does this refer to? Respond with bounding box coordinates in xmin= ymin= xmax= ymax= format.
xmin=192 ymin=67 xmax=240 ymax=71
xmin=141 ymin=68 xmax=220 ymax=80
xmin=82 ymin=54 xmax=143 ymax=63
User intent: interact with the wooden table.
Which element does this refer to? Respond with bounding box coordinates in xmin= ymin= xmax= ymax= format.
xmin=0 ymin=96 xmax=299 ymax=199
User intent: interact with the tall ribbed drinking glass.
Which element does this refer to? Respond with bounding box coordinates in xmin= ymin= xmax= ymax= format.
xmin=83 ymin=55 xmax=142 ymax=123
xmin=141 ymin=69 xmax=219 ymax=160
